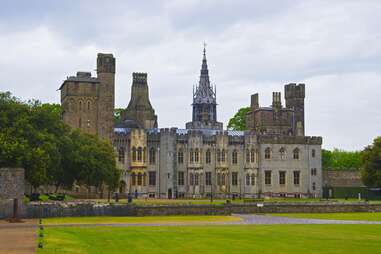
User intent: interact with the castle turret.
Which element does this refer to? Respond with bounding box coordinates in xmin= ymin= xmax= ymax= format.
xmin=186 ymin=45 xmax=223 ymax=130
xmin=97 ymin=53 xmax=116 ymax=141
xmin=122 ymin=73 xmax=158 ymax=129
xmin=285 ymin=83 xmax=305 ymax=136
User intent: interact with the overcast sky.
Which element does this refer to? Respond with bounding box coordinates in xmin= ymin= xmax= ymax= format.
xmin=1 ymin=0 xmax=380 ymax=150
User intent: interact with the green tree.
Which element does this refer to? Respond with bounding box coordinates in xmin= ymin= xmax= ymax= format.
xmin=227 ymin=107 xmax=250 ymax=131
xmin=361 ymin=137 xmax=381 ymax=187
xmin=322 ymin=149 xmax=362 ymax=170
xmin=114 ymin=108 xmax=124 ymax=124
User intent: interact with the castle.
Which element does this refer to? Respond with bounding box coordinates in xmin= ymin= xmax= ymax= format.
xmin=59 ymin=48 xmax=322 ymax=199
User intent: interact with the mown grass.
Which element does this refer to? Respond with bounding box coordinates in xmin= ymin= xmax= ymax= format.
xmin=38 ymin=224 xmax=381 ymax=254
xmin=271 ymin=212 xmax=381 ymax=221
xmin=43 ymin=215 xmax=242 ymax=225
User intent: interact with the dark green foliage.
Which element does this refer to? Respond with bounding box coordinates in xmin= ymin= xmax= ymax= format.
xmin=114 ymin=108 xmax=124 ymax=124
xmin=322 ymin=149 xmax=362 ymax=170
xmin=227 ymin=107 xmax=250 ymax=131
xmin=0 ymin=91 xmax=120 ymax=191
xmin=361 ymin=137 xmax=381 ymax=188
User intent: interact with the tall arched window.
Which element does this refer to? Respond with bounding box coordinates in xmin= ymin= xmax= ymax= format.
xmin=190 ymin=149 xmax=194 ymax=163
xmin=250 ymin=148 xmax=255 ymax=163
xmin=206 ymin=149 xmax=211 ymax=164
xmin=293 ymin=148 xmax=300 ymax=160
xmin=221 ymin=149 xmax=226 ymax=162
xmin=137 ymin=173 xmax=142 ymax=186
xmin=195 ymin=148 xmax=199 ymax=163
xmin=251 ymin=174 xmax=255 ymax=186
xmin=131 ymin=173 xmax=136 ymax=186
xmin=217 ymin=149 xmax=221 ymax=162
xmin=312 ymin=149 xmax=316 ymax=158
xmin=132 ymin=147 xmax=137 ymax=162
xmin=265 ymin=147 xmax=271 ymax=159
xmin=87 ymin=101 xmax=91 ymax=111
xmin=246 ymin=174 xmax=250 ymax=186
xmin=137 ymin=147 xmax=143 ymax=161
xmin=232 ymin=150 xmax=238 ymax=164
xmin=178 ymin=149 xmax=184 ymax=164
xmin=79 ymin=100 xmax=83 ymax=111
xmin=246 ymin=149 xmax=250 ymax=163
xmin=279 ymin=147 xmax=286 ymax=160
xmin=118 ymin=148 xmax=125 ymax=163
xmin=149 ymin=147 xmax=155 ymax=164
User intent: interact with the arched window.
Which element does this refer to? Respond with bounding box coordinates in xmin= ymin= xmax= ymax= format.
xmin=232 ymin=150 xmax=238 ymax=164
xmin=190 ymin=149 xmax=194 ymax=163
xmin=118 ymin=148 xmax=125 ymax=163
xmin=312 ymin=182 xmax=316 ymax=191
xmin=194 ymin=173 xmax=199 ymax=185
xmin=265 ymin=147 xmax=271 ymax=159
xmin=79 ymin=100 xmax=83 ymax=111
xmin=206 ymin=149 xmax=211 ymax=164
xmin=195 ymin=148 xmax=199 ymax=163
xmin=143 ymin=147 xmax=146 ymax=162
xmin=279 ymin=147 xmax=286 ymax=160
xmin=246 ymin=149 xmax=250 ymax=163
xmin=137 ymin=173 xmax=143 ymax=186
xmin=137 ymin=147 xmax=143 ymax=161
xmin=132 ymin=147 xmax=137 ymax=162
xmin=312 ymin=149 xmax=316 ymax=158
xmin=178 ymin=149 xmax=184 ymax=164
xmin=293 ymin=148 xmax=300 ymax=160
xmin=131 ymin=173 xmax=136 ymax=186
xmin=149 ymin=147 xmax=155 ymax=164
xmin=251 ymin=174 xmax=255 ymax=186
xmin=87 ymin=101 xmax=91 ymax=111
xmin=217 ymin=149 xmax=221 ymax=162
xmin=221 ymin=149 xmax=226 ymax=162
xmin=190 ymin=173 xmax=194 ymax=185
xmin=250 ymin=149 xmax=255 ymax=163
xmin=221 ymin=174 xmax=226 ymax=185
xmin=246 ymin=174 xmax=250 ymax=186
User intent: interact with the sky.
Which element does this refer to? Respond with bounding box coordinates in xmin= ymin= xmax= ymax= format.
xmin=0 ymin=0 xmax=380 ymax=150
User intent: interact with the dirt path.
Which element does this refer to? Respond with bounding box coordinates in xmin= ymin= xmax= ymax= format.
xmin=0 ymin=219 xmax=37 ymax=254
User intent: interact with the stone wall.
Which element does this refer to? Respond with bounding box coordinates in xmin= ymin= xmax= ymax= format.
xmin=323 ymin=170 xmax=364 ymax=187
xmin=22 ymin=202 xmax=381 ymax=219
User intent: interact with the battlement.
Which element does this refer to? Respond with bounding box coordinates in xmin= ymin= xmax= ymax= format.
xmin=258 ymin=135 xmax=322 ymax=145
xmin=132 ymin=72 xmax=148 ymax=85
xmin=285 ymin=83 xmax=305 ymax=99
xmin=97 ymin=53 xmax=115 ymax=74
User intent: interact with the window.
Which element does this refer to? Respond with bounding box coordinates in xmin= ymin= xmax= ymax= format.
xmin=143 ymin=147 xmax=146 ymax=162
xmin=312 ymin=182 xmax=316 ymax=191
xmin=221 ymin=174 xmax=226 ymax=185
xmin=149 ymin=171 xmax=156 ymax=186
xmin=205 ymin=172 xmax=212 ymax=186
xmin=293 ymin=148 xmax=300 ymax=160
xmin=195 ymin=148 xmax=199 ymax=163
xmin=137 ymin=173 xmax=143 ymax=186
xmin=178 ymin=149 xmax=184 ymax=164
xmin=232 ymin=172 xmax=238 ymax=186
xmin=206 ymin=149 xmax=211 ymax=164
xmin=137 ymin=147 xmax=143 ymax=161
xmin=118 ymin=148 xmax=125 ymax=163
xmin=217 ymin=149 xmax=221 ymax=162
xmin=132 ymin=147 xmax=137 ymax=162
xmin=194 ymin=173 xmax=199 ymax=185
xmin=311 ymin=168 xmax=317 ymax=176
xmin=265 ymin=171 xmax=272 ymax=185
xmin=87 ymin=101 xmax=91 ymax=111
xmin=131 ymin=173 xmax=136 ymax=186
xmin=246 ymin=174 xmax=250 ymax=186
xmin=217 ymin=173 xmax=221 ymax=186
xmin=293 ymin=171 xmax=300 ymax=185
xmin=246 ymin=149 xmax=250 ymax=163
xmin=178 ymin=172 xmax=184 ymax=186
xmin=279 ymin=147 xmax=286 ymax=160
xmin=265 ymin=148 xmax=271 ymax=159
xmin=190 ymin=149 xmax=194 ymax=163
xmin=279 ymin=171 xmax=286 ymax=185
xmin=232 ymin=150 xmax=238 ymax=164
xmin=221 ymin=149 xmax=226 ymax=162
xmin=250 ymin=149 xmax=255 ymax=163
xmin=189 ymin=173 xmax=194 ymax=185
xmin=149 ymin=147 xmax=155 ymax=164
xmin=251 ymin=174 xmax=255 ymax=186
xmin=312 ymin=149 xmax=316 ymax=158
xmin=79 ymin=100 xmax=83 ymax=111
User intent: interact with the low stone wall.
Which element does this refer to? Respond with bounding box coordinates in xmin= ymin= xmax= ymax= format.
xmin=22 ymin=202 xmax=381 ymax=219
xmin=0 ymin=200 xmax=26 ymax=219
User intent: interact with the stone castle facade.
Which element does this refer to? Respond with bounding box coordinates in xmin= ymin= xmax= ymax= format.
xmin=60 ymin=48 xmax=322 ymax=199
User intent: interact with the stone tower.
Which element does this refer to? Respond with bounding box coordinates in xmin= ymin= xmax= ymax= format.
xmin=121 ymin=73 xmax=158 ymax=129
xmin=186 ymin=46 xmax=223 ymax=130
xmin=97 ymin=53 xmax=116 ymax=141
xmin=285 ymin=83 xmax=305 ymax=136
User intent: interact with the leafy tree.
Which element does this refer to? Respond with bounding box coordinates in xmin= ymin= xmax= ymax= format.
xmin=322 ymin=149 xmax=362 ymax=170
xmin=227 ymin=107 xmax=250 ymax=131
xmin=114 ymin=108 xmax=124 ymax=124
xmin=361 ymin=137 xmax=381 ymax=187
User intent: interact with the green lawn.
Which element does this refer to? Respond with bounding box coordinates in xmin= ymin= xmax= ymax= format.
xmin=43 ymin=215 xmax=241 ymax=225
xmin=271 ymin=212 xmax=381 ymax=221
xmin=38 ymin=224 xmax=381 ymax=254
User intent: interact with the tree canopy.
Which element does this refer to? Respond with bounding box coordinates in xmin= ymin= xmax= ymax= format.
xmin=322 ymin=149 xmax=362 ymax=170
xmin=0 ymin=91 xmax=120 ymax=191
xmin=361 ymin=137 xmax=381 ymax=187
xmin=227 ymin=106 xmax=250 ymax=131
